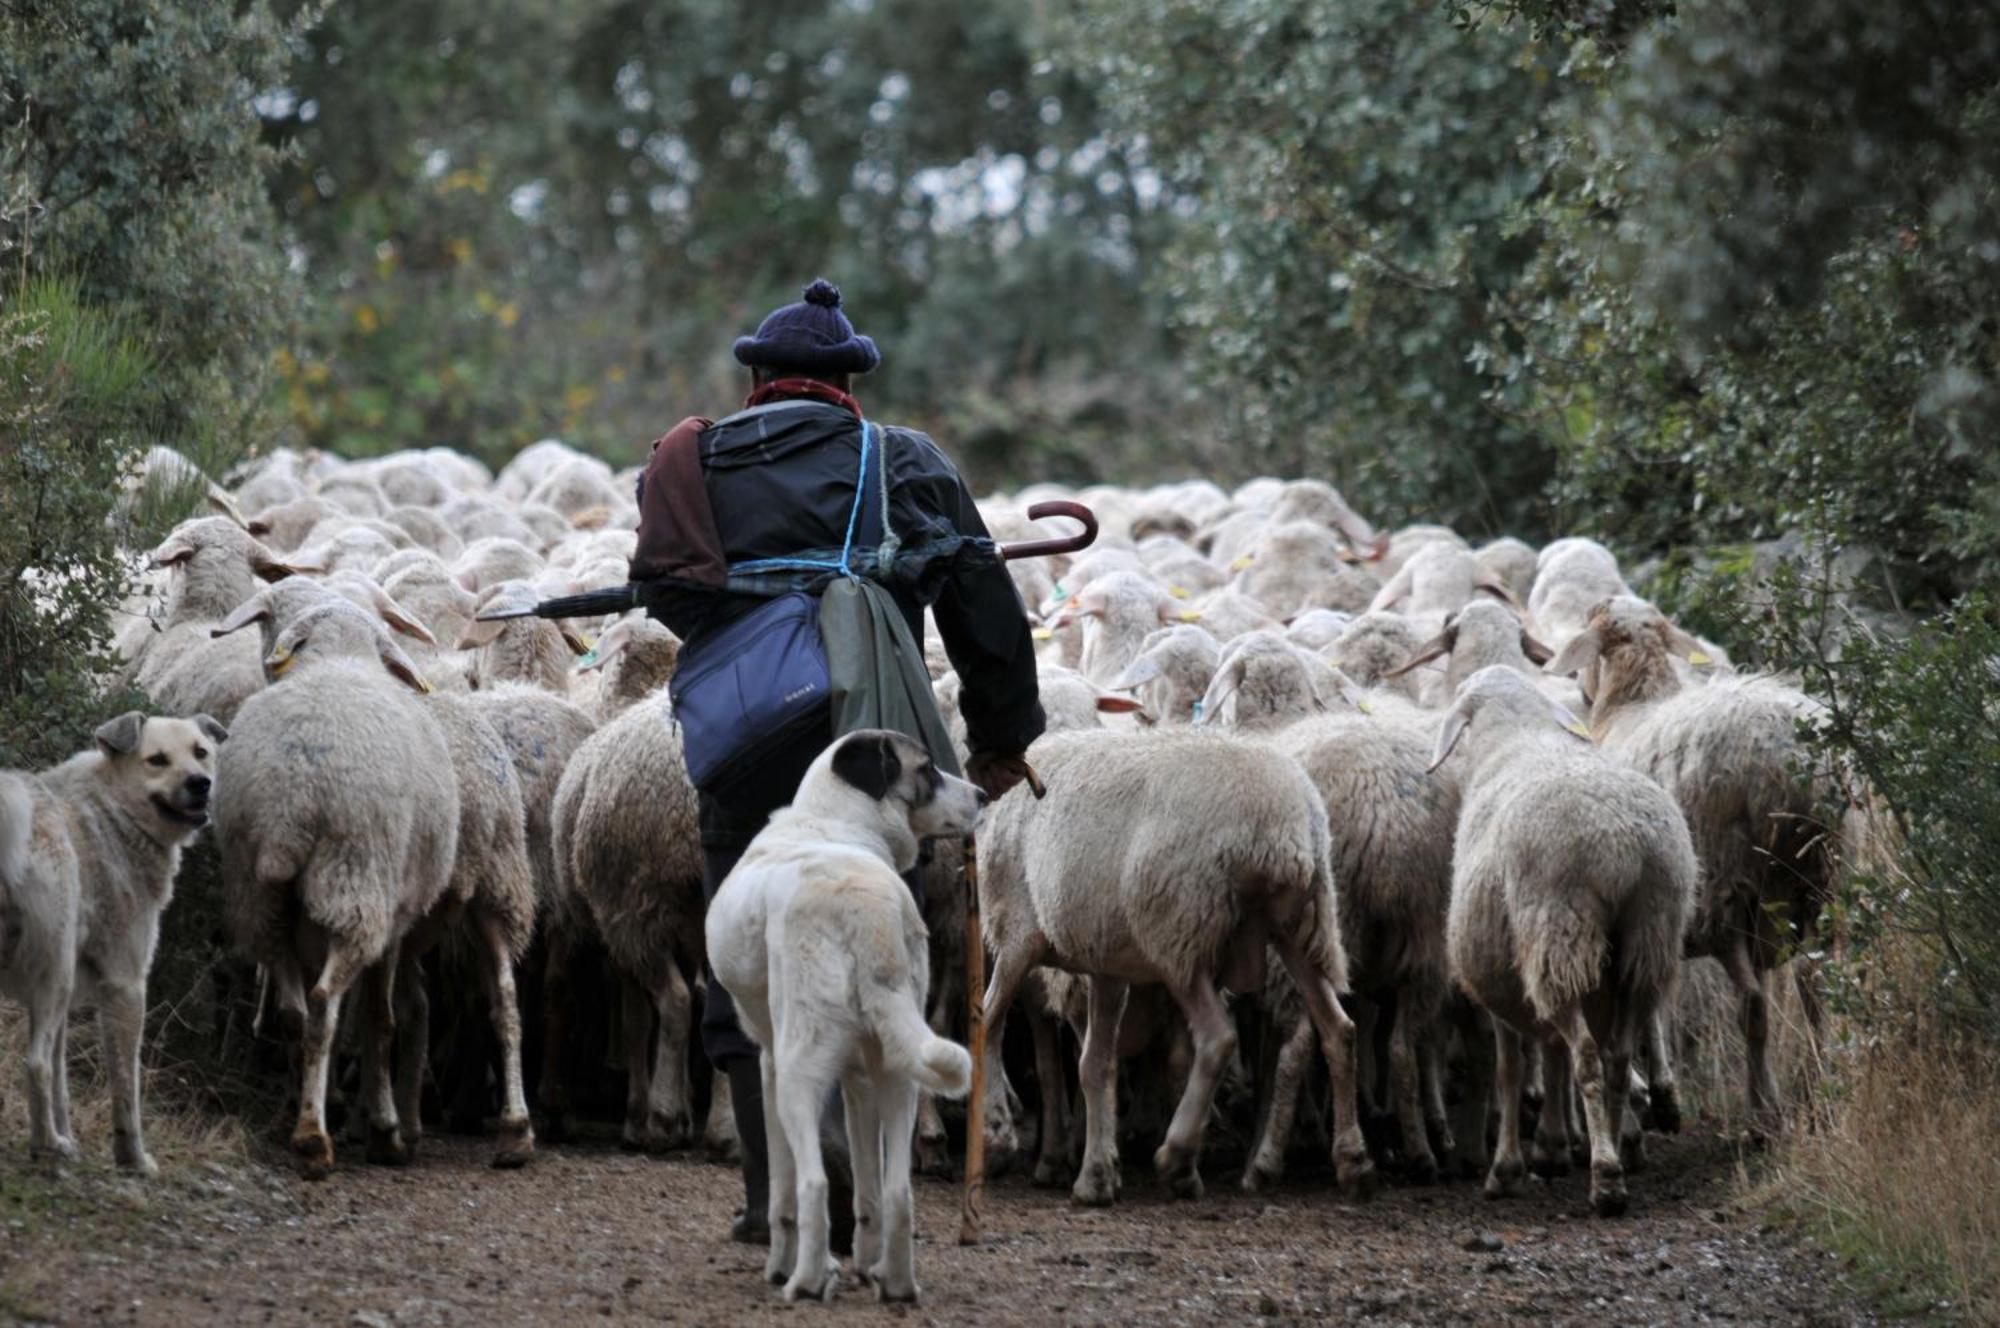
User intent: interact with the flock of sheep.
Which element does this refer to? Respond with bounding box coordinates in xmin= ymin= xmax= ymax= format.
xmin=81 ymin=442 xmax=1843 ymax=1222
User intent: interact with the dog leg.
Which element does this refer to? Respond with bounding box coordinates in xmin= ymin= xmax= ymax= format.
xmin=875 ymin=1076 xmax=921 ymax=1303
xmin=762 ymin=1051 xmax=799 ymax=1286
xmin=841 ymin=1071 xmax=883 ymax=1282
xmin=102 ymin=978 xmax=156 ymax=1176
xmin=777 ymin=1046 xmax=839 ymax=1302
xmin=23 ymin=983 xmax=73 ymax=1162
xmin=50 ymin=1015 xmax=73 ymax=1151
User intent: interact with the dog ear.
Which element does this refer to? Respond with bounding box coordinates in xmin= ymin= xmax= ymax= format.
xmin=95 ymin=711 xmax=147 ymax=757
xmin=831 ymin=731 xmax=902 ymax=801
xmin=192 ymin=714 xmax=229 ymax=746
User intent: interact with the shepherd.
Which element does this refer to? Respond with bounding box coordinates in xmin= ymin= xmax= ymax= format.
xmin=627 ymin=278 xmax=1045 ymax=1247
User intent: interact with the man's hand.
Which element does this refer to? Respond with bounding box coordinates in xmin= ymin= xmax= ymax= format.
xmin=965 ymin=750 xmax=1044 ymax=803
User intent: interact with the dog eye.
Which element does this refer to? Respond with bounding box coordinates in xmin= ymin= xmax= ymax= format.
xmin=192 ymin=746 xmax=208 ymax=761
xmin=146 ymin=754 xmax=170 ymax=768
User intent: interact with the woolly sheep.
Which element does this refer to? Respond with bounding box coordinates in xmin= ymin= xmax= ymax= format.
xmin=572 ymin=616 xmax=681 ymax=719
xmin=1429 ymin=666 xmax=1696 ymax=1215
xmin=1368 ymin=540 xmax=1519 ymax=627
xmin=383 ymin=505 xmax=464 ymax=557
xmin=975 ymin=728 xmax=1375 ymax=1203
xmin=1527 ymin=537 xmax=1629 ymax=651
xmin=1546 ymin=595 xmax=1842 ymax=1137
xmin=1104 ymin=624 xmax=1220 ymax=725
xmin=1059 ymin=569 xmax=1184 ymax=685
xmin=1267 ymin=479 xmax=1386 ymax=559
xmin=1327 ymin=612 xmax=1430 ymax=703
xmin=1234 ymin=521 xmax=1377 ymax=617
xmin=441 ymin=497 xmax=540 ymax=548
xmin=214 ymin=602 xmax=459 ymax=1178
xmin=1474 ymin=536 xmax=1538 ymax=606
xmin=247 ymin=497 xmax=342 ymax=552
xmin=133 ymin=518 xmax=312 ymax=723
xmin=455 ymin=581 xmax=590 ymax=694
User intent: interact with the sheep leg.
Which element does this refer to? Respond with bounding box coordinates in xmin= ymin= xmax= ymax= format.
xmin=1639 ymin=1005 xmax=1682 ymax=1132
xmin=1352 ymin=999 xmax=1383 ymax=1125
xmin=1553 ymin=1005 xmax=1626 ymax=1217
xmin=391 ymin=950 xmax=429 ymax=1157
xmin=1449 ymin=1005 xmax=1494 ymax=1180
xmin=1722 ymin=941 xmax=1782 ymax=1142
xmin=536 ymin=929 xmax=575 ymax=1142
xmin=1530 ymin=1038 xmax=1574 ymax=1178
xmin=1483 ymin=1022 xmax=1526 ymax=1200
xmin=776 ymin=1037 xmax=840 ymax=1302
xmin=101 ymin=978 xmax=156 ymax=1176
xmin=361 ymin=948 xmax=413 ymax=1166
xmin=841 ymin=1072 xmax=884 ymax=1284
xmin=1072 ymin=976 xmax=1128 ymax=1207
xmin=619 ymin=977 xmax=659 ymax=1150
xmin=1611 ymin=1010 xmax=1644 ymax=1174
xmin=1418 ymin=1021 xmax=1454 ymax=1162
xmin=478 ymin=910 xmax=534 ymax=1168
xmin=294 ymin=940 xmax=370 ymax=1180
xmin=976 ymin=940 xmax=1042 ymax=1165
xmin=914 ymin=969 xmax=957 ymax=1176
xmin=1153 ymin=977 xmax=1235 ymax=1199
xmin=1243 ymin=1012 xmax=1315 ymax=1192
xmin=22 ymin=981 xmax=73 ymax=1162
xmin=1389 ymin=1003 xmax=1437 ymax=1184
xmin=645 ymin=965 xmax=694 ymax=1150
xmin=704 ymin=1058 xmax=741 ymax=1161
xmin=874 ymin=1077 xmax=921 ymax=1304
xmin=1274 ymin=946 xmax=1376 ymax=1199
xmin=762 ymin=1052 xmax=799 ymax=1287
xmin=1028 ymin=1005 xmax=1073 ymax=1188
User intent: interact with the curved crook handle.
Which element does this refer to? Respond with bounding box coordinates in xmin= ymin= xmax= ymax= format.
xmin=999 ymin=500 xmax=1098 ymax=563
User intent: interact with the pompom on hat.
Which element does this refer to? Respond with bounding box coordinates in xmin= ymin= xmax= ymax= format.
xmin=732 ymin=278 xmax=881 ymax=375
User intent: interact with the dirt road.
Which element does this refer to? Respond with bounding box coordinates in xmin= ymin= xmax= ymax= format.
xmin=0 ymin=1126 xmax=1876 ymax=1326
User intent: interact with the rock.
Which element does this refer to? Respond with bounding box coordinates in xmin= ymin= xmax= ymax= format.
xmin=1462 ymin=1232 xmax=1505 ymax=1254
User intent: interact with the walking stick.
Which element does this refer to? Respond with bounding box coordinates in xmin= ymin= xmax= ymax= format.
xmin=958 ymin=501 xmax=1094 ymax=1247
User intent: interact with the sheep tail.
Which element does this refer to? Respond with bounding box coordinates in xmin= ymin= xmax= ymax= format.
xmin=868 ymin=981 xmax=972 ymax=1098
xmin=1516 ymin=892 xmax=1609 ymax=1020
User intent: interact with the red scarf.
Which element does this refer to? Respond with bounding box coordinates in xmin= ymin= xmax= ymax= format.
xmin=745 ymin=377 xmax=863 ymax=419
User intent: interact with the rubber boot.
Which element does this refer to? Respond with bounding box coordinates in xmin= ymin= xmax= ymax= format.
xmin=726 ymin=1059 xmax=770 ymax=1245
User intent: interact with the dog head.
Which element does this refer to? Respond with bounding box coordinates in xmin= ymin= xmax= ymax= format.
xmin=807 ymin=730 xmax=984 ymax=866
xmin=94 ymin=711 xmax=227 ymax=837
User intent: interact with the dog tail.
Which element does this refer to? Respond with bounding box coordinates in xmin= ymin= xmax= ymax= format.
xmin=869 ymin=985 xmax=972 ymax=1099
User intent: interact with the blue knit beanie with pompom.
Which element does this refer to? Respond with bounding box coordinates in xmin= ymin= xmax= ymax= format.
xmin=732 ymin=278 xmax=881 ymax=375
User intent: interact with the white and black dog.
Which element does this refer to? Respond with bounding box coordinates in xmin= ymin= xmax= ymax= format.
xmin=705 ymin=729 xmax=984 ymax=1303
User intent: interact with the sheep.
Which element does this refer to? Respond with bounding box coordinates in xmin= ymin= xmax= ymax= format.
xmin=571 ymin=616 xmax=681 ymax=719
xmin=116 ymin=444 xmax=244 ymax=527
xmin=1327 ymin=612 xmax=1431 ymax=703
xmin=1546 ymin=595 xmax=1842 ymax=1138
xmin=1234 ymin=522 xmax=1378 ymax=617
xmin=453 ymin=537 xmax=545 ymax=593
xmin=455 ymin=581 xmax=590 ymax=694
xmin=1378 ymin=524 xmax=1467 ymax=578
xmin=548 ymin=694 xmax=708 ymax=1151
xmin=1368 ymin=540 xmax=1520 ymax=628
xmin=1527 ymin=537 xmax=1630 ymax=651
xmin=1475 ymin=536 xmax=1538 ymax=606
xmin=494 ymin=438 xmax=591 ymax=504
xmin=290 ymin=523 xmax=403 ymax=575
xmin=1103 ymin=624 xmax=1220 ymax=725
xmin=1429 ymin=666 xmax=1696 ymax=1215
xmin=214 ymin=602 xmax=459 ymax=1178
xmin=441 ymin=497 xmax=541 ymax=548
xmin=132 ymin=518 xmax=313 ymax=723
xmin=975 ymin=727 xmax=1375 ymax=1203
xmin=315 ymin=473 xmax=390 ymax=519
xmin=1266 ymin=479 xmax=1386 ymax=558
xmin=1196 ymin=631 xmax=1333 ymax=732
xmin=1284 ymin=609 xmax=1354 ymax=654
xmin=383 ymin=505 xmax=464 ymax=557
xmin=234 ymin=467 xmax=307 ymax=517
xmin=1059 ymin=569 xmax=1185 ymax=686
xmin=527 ymin=458 xmax=622 ymax=519
xmin=368 ymin=457 xmax=453 ymax=509
xmin=1183 ymin=587 xmax=1281 ymax=643
xmin=1386 ymin=600 xmax=1563 ymax=706
xmin=246 ymin=497 xmax=342 ymax=552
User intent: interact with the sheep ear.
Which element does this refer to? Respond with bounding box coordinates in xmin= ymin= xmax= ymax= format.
xmin=273 ymin=542 xmax=328 ymax=577
xmin=574 ymin=618 xmax=631 ymax=673
xmin=1545 ymin=628 xmax=1601 ymax=677
xmin=1366 ymin=563 xmax=1413 ymax=612
xmin=376 ymin=636 xmax=435 ymax=694
xmin=1385 ymin=629 xmax=1453 ymax=680
xmin=1473 ymin=566 xmax=1522 ymax=608
xmin=1094 ymin=692 xmax=1144 ymax=714
xmin=831 ymin=731 xmax=901 ymax=800
xmin=1110 ymin=652 xmax=1165 ymax=691
xmin=454 ymin=617 xmax=506 ymax=649
xmin=367 ymin=586 xmax=438 ymax=646
xmin=558 ymin=623 xmax=594 ymax=657
xmin=1519 ymin=630 xmax=1555 ymax=666
xmin=1195 ymin=656 xmax=1244 ymax=726
xmin=1427 ymin=706 xmax=1470 ymax=773
xmin=192 ymin=714 xmax=229 ymax=745
xmin=1662 ymin=621 xmax=1713 ymax=667
xmin=149 ymin=533 xmax=197 ymax=569
xmin=245 ymin=517 xmax=274 ymax=538
xmin=210 ymin=594 xmax=272 ymax=639
xmin=94 ymin=711 xmax=147 ymax=756
xmin=1315 ymin=662 xmax=1374 ymax=715
xmin=1549 ymin=698 xmax=1593 ymax=741
xmin=207 ymin=487 xmax=247 ymax=527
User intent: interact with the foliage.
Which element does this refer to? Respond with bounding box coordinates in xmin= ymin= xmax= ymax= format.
xmin=263 ymin=0 xmax=1184 ymax=482
xmin=0 ymin=277 xmax=152 ymax=768
xmin=0 ymin=0 xmax=304 ymax=467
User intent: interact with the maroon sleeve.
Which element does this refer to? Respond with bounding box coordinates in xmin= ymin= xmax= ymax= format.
xmin=629 ymin=415 xmax=727 ymax=587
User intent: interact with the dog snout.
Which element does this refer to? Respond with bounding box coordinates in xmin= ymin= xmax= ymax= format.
xmin=185 ymin=773 xmax=212 ymax=800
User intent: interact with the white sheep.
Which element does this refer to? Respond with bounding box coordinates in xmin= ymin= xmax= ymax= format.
xmin=1430 ymin=666 xmax=1696 ymax=1215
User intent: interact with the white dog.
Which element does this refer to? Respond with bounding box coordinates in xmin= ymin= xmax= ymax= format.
xmin=706 ymin=729 xmax=984 ymax=1303
xmin=0 ymin=711 xmax=224 ymax=1173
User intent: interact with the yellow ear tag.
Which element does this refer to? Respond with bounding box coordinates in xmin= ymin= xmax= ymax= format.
xmin=1687 ymin=650 xmax=1713 ymax=667
xmin=1229 ymin=555 xmax=1254 ymax=572
xmin=1031 ymin=627 xmax=1055 ymax=642
xmin=1169 ymin=585 xmax=1190 ymax=600
xmin=418 ymin=675 xmax=436 ymax=694
xmin=1566 ymin=719 xmax=1593 ymax=740
xmin=1357 ymin=697 xmax=1375 ymax=715
xmin=1178 ymin=609 xmax=1204 ymax=623
xmin=268 ymin=647 xmax=294 ymax=677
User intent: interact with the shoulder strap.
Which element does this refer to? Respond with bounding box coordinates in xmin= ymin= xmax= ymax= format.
xmin=629 ymin=415 xmax=725 ymax=587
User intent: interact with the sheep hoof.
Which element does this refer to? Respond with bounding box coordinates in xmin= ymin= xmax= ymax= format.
xmin=366 ymin=1124 xmax=413 ymax=1167
xmin=1071 ymin=1163 xmax=1119 ymax=1207
xmin=623 ymin=1114 xmax=689 ymax=1154
xmin=32 ymin=1138 xmax=79 ymax=1168
xmin=1240 ymin=1160 xmax=1283 ymax=1194
xmin=1528 ymin=1141 xmax=1570 ymax=1179
xmin=1644 ymin=1088 xmax=1682 ymax=1135
xmin=292 ymin=1128 xmax=335 ymax=1180
xmin=1590 ymin=1165 xmax=1628 ymax=1218
xmin=492 ymin=1119 xmax=535 ymax=1169
xmin=782 ymin=1262 xmax=839 ymax=1302
xmin=1619 ymin=1133 xmax=1647 ymax=1175
xmin=1336 ymin=1154 xmax=1379 ymax=1202
xmin=874 ymin=1277 xmax=919 ymax=1305
xmin=1483 ymin=1159 xmax=1524 ymax=1200
xmin=1031 ymin=1155 xmax=1069 ymax=1189
xmin=915 ymin=1134 xmax=956 ymax=1179
xmin=538 ymin=1107 xmax=571 ymax=1146
xmin=1403 ymin=1153 xmax=1439 ymax=1187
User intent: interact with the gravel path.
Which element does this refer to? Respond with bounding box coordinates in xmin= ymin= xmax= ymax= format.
xmin=0 ymin=1125 xmax=1876 ymax=1326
